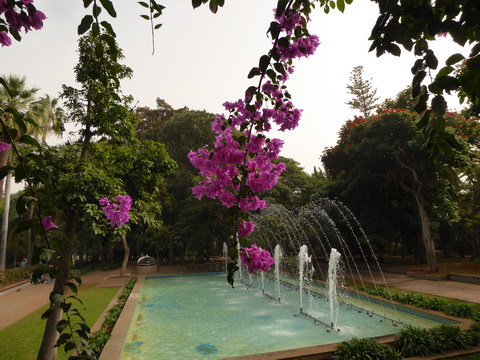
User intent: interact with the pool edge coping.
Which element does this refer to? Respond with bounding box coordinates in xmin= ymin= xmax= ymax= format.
xmin=99 ymin=274 xmax=145 ymax=360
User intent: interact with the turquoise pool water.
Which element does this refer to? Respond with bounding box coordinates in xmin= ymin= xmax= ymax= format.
xmin=121 ymin=273 xmax=458 ymax=360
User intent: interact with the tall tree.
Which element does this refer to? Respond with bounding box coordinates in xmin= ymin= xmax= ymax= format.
xmin=345 ymin=65 xmax=379 ymax=118
xmin=0 ymin=74 xmax=39 ymax=271
xmin=322 ymin=109 xmax=478 ymax=272
xmin=0 ymin=74 xmax=39 ymax=200
xmin=35 ymin=31 xmax=137 ymax=359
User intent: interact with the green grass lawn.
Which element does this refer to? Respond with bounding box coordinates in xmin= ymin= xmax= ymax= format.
xmin=0 ymin=283 xmax=119 ymax=360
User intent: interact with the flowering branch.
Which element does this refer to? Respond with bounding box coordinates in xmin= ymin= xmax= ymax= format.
xmin=0 ymin=0 xmax=46 ymax=46
xmin=189 ymin=0 xmax=319 ymax=285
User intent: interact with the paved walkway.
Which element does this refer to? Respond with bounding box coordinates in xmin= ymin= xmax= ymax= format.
xmin=352 ymin=269 xmax=480 ymax=304
xmin=0 ymin=268 xmax=132 ymax=331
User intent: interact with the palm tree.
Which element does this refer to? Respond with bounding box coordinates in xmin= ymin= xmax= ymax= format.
xmin=0 ymin=74 xmax=39 ymax=199
xmin=30 ymin=94 xmax=65 ymax=145
xmin=0 ymin=74 xmax=39 ymax=271
xmin=24 ymin=95 xmax=65 ymax=264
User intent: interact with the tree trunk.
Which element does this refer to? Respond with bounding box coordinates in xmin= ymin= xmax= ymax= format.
xmin=120 ymin=233 xmax=129 ymax=277
xmin=396 ymin=157 xmax=438 ymax=273
xmin=168 ymin=237 xmax=175 ymax=265
xmin=37 ymin=210 xmax=76 ymax=360
xmin=0 ymin=148 xmax=10 ymax=202
xmin=0 ymin=173 xmax=11 ymax=271
xmin=26 ymin=202 xmax=34 ymax=265
xmin=413 ymin=190 xmax=438 ymax=272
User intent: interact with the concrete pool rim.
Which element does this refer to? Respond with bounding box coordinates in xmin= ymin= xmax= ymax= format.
xmin=99 ymin=271 xmax=474 ymax=360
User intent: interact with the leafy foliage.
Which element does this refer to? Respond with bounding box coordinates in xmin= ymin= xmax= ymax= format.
xmin=333 ymin=337 xmax=402 ymax=360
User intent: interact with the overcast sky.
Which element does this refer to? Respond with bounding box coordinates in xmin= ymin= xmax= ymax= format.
xmin=0 ymin=0 xmax=469 ymax=174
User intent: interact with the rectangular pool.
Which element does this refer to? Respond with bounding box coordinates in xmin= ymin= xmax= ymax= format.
xmin=121 ymin=273 xmax=459 ymax=359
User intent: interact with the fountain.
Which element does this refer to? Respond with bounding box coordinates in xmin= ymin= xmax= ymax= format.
xmin=222 ymin=242 xmax=228 ymax=274
xmin=327 ymin=248 xmax=341 ymax=329
xmin=298 ymin=244 xmax=312 ymax=313
xmin=235 ymin=198 xmax=404 ymax=332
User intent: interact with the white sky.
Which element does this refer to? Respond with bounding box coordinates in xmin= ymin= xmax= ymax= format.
xmin=0 ymin=0 xmax=470 ymax=174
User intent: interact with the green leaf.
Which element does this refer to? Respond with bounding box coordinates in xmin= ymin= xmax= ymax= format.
xmin=276 ymin=0 xmax=289 ymax=16
xmin=41 ymin=308 xmax=53 ymax=320
xmin=98 ymin=0 xmax=117 ymax=17
xmin=431 ymin=95 xmax=447 ymax=115
xmin=65 ymin=282 xmax=78 ymax=295
xmin=425 ymin=49 xmax=438 ymax=69
xmin=259 ymin=54 xmax=270 ymax=72
xmin=13 ymin=218 xmax=37 ymax=234
xmin=56 ymin=319 xmax=69 ymax=333
xmin=191 ymin=0 xmax=204 ymax=9
xmin=337 ymin=0 xmax=345 ymax=12
xmin=16 ymin=194 xmax=36 ymax=216
xmin=416 ymin=110 xmax=431 ymax=130
xmin=247 ymin=67 xmax=261 ymax=79
xmin=387 ymin=43 xmax=401 ymax=56
xmin=77 ymin=15 xmax=93 ymax=35
xmin=83 ymin=0 xmax=94 ymax=7
xmin=414 ymin=93 xmax=429 ymax=113
xmin=138 ymin=1 xmax=149 ymax=8
xmin=18 ymin=134 xmax=41 ymax=148
xmin=0 ymin=77 xmax=12 ymax=97
xmin=209 ymin=0 xmax=218 ymax=13
xmin=0 ymin=165 xmax=14 ymax=180
xmin=140 ymin=14 xmax=150 ymax=20
xmin=445 ymin=53 xmax=465 ymax=66
xmin=444 ymin=132 xmax=463 ymax=151
xmin=39 ymin=248 xmax=56 ymax=264
xmin=24 ymin=153 xmax=46 ymax=169
xmin=64 ymin=342 xmax=77 ymax=353
xmin=93 ymin=4 xmax=102 ymax=17
xmin=436 ymin=66 xmax=454 ymax=78
xmin=268 ymin=21 xmax=281 ymax=39
xmin=466 ymin=55 xmax=480 ymax=70
xmin=100 ymin=21 xmax=117 ymax=37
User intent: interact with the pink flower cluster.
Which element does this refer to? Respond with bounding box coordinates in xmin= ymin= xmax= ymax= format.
xmin=274 ymin=9 xmax=319 ymax=61
xmin=237 ymin=220 xmax=255 ymax=237
xmin=0 ymin=142 xmax=11 ymax=151
xmin=239 ymin=244 xmax=275 ymax=274
xmin=0 ymin=0 xmax=46 ymax=47
xmin=189 ymin=5 xmax=319 ymax=239
xmin=99 ymin=195 xmax=132 ymax=227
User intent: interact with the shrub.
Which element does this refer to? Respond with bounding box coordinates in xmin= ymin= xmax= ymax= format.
xmin=469 ymin=321 xmax=480 ymax=346
xmin=88 ymin=329 xmax=110 ymax=357
xmin=103 ymin=303 xmax=124 ymax=327
xmin=332 ymin=337 xmax=402 ymax=360
xmin=395 ymin=325 xmax=433 ymax=357
xmin=0 ymin=267 xmax=32 ymax=286
xmin=430 ymin=325 xmax=471 ymax=354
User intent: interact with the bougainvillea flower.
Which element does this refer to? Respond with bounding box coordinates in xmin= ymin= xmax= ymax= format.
xmin=42 ymin=216 xmax=58 ymax=231
xmin=239 ymin=244 xmax=275 ymax=274
xmin=99 ymin=195 xmax=132 ymax=227
xmin=0 ymin=142 xmax=11 ymax=151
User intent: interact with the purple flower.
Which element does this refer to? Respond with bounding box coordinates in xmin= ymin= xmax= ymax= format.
xmin=237 ymin=220 xmax=255 ymax=237
xmin=0 ymin=142 xmax=11 ymax=151
xmin=28 ymin=10 xmax=46 ymax=30
xmin=99 ymin=195 xmax=132 ymax=227
xmin=239 ymin=244 xmax=275 ymax=273
xmin=0 ymin=0 xmax=8 ymax=15
xmin=42 ymin=216 xmax=58 ymax=231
